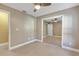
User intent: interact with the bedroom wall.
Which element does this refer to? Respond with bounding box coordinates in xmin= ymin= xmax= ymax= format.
xmin=0 ymin=4 xmax=36 ymax=47
xmin=36 ymin=6 xmax=79 ymax=49
xmin=24 ymin=13 xmax=36 ymax=42
xmin=53 ymin=21 xmax=62 ymax=36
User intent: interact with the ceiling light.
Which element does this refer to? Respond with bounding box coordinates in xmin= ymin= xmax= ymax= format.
xmin=33 ymin=3 xmax=51 ymax=12
xmin=34 ymin=4 xmax=40 ymax=10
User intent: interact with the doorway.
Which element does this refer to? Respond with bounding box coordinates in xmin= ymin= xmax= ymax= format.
xmin=41 ymin=15 xmax=63 ymax=47
xmin=0 ymin=9 xmax=9 ymax=49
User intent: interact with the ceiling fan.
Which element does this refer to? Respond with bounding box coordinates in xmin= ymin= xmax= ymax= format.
xmin=33 ymin=3 xmax=51 ymax=12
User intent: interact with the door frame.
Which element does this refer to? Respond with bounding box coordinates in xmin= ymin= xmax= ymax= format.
xmin=41 ymin=15 xmax=64 ymax=48
xmin=0 ymin=9 xmax=11 ymax=50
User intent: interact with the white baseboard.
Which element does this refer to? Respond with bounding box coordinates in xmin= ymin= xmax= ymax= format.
xmin=10 ymin=39 xmax=37 ymax=50
xmin=36 ymin=39 xmax=41 ymax=42
xmin=35 ymin=39 xmax=43 ymax=42
xmin=62 ymin=45 xmax=79 ymax=53
xmin=0 ymin=42 xmax=8 ymax=46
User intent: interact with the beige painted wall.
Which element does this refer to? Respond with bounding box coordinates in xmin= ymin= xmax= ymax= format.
xmin=36 ymin=6 xmax=79 ymax=49
xmin=36 ymin=17 xmax=42 ymax=40
xmin=0 ymin=12 xmax=8 ymax=43
xmin=0 ymin=4 xmax=36 ymax=47
xmin=53 ymin=21 xmax=62 ymax=36
xmin=24 ymin=14 xmax=36 ymax=42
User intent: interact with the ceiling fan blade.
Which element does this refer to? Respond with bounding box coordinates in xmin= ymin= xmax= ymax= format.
xmin=34 ymin=3 xmax=51 ymax=6
xmin=33 ymin=3 xmax=51 ymax=12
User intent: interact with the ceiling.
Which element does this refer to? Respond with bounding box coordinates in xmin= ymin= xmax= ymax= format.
xmin=4 ymin=3 xmax=79 ymax=17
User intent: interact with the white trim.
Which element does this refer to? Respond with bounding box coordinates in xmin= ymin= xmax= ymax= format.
xmin=10 ymin=39 xmax=37 ymax=50
xmin=41 ymin=19 xmax=43 ymax=42
xmin=62 ymin=45 xmax=79 ymax=53
xmin=0 ymin=42 xmax=8 ymax=46
xmin=8 ymin=10 xmax=11 ymax=50
xmin=36 ymin=39 xmax=42 ymax=42
xmin=41 ymin=15 xmax=64 ymax=47
xmin=61 ymin=15 xmax=64 ymax=48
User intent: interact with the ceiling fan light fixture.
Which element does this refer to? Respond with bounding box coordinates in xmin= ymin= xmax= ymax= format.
xmin=33 ymin=3 xmax=51 ymax=12
xmin=34 ymin=4 xmax=41 ymax=10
